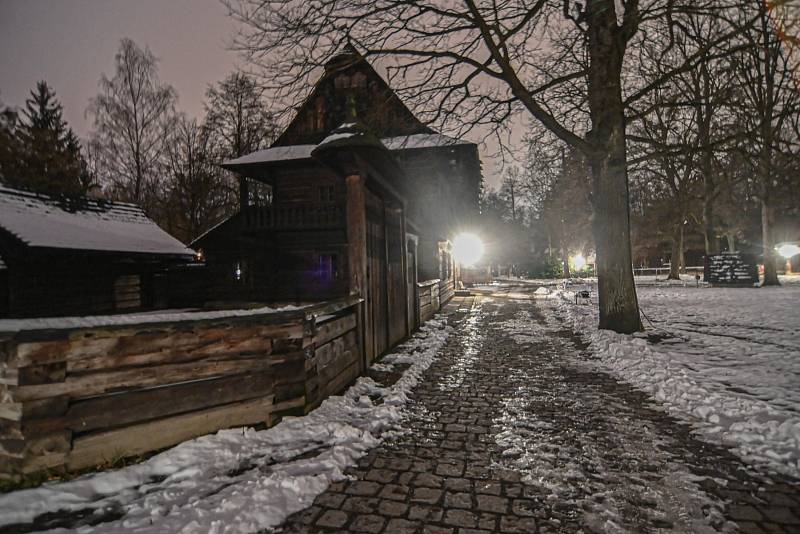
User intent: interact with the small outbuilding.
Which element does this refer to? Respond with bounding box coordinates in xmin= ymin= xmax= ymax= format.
xmin=0 ymin=186 xmax=196 ymax=318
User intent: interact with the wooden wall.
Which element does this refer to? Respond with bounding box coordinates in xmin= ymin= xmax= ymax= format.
xmin=196 ymin=170 xmax=350 ymax=304
xmin=0 ymin=298 xmax=361 ymax=480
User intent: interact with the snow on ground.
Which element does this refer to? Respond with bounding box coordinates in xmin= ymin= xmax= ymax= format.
xmin=0 ymin=318 xmax=452 ymax=533
xmin=544 ymin=282 xmax=800 ymax=479
xmin=494 ymin=309 xmax=734 ymax=533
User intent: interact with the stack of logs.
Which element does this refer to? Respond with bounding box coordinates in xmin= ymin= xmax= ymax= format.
xmin=0 ymin=297 xmax=361 ymax=481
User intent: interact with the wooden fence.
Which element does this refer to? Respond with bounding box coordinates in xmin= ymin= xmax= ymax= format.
xmin=0 ymin=297 xmax=361 ymax=480
xmin=418 ymin=279 xmax=441 ymax=323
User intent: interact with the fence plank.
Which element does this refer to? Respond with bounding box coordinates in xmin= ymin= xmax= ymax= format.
xmin=67 ymin=395 xmax=275 ymax=471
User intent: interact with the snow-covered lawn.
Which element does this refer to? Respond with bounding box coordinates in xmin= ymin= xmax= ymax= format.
xmin=544 ymin=282 xmax=800 ymax=479
xmin=0 ymin=318 xmax=452 ymax=533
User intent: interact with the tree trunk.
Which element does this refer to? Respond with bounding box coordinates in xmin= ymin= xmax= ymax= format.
xmin=667 ymin=226 xmax=681 ymax=280
xmin=678 ymin=224 xmax=685 ymax=273
xmin=586 ymin=0 xmax=641 ymax=334
xmin=757 ymin=5 xmax=780 ymax=287
xmin=562 ymin=247 xmax=571 ymax=279
xmin=725 ymin=232 xmax=736 ymax=253
xmin=761 ymin=197 xmax=780 ymax=285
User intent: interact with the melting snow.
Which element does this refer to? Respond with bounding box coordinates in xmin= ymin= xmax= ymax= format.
xmin=546 ymin=282 xmax=800 ymax=478
xmin=0 ymin=317 xmax=453 ymax=533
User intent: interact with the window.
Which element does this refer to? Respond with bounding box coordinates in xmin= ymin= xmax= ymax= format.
xmin=317 ymin=253 xmax=340 ymax=281
xmin=247 ymin=180 xmax=272 ymax=207
xmin=318 ymin=185 xmax=336 ymax=203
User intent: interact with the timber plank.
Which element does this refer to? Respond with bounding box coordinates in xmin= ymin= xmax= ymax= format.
xmin=12 ymin=322 xmax=305 ymax=368
xmin=67 ymin=395 xmax=275 ymax=471
xmin=67 ymin=335 xmax=274 ymax=373
xmin=324 ymin=359 xmax=360 ymax=397
xmin=32 ymin=373 xmax=275 ymax=436
xmin=313 ymin=314 xmax=356 ymax=347
xmin=9 ymin=354 xmax=301 ymax=402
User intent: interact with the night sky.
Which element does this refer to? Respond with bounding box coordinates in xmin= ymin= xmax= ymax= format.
xmin=0 ymin=0 xmax=509 ymax=186
xmin=0 ymin=0 xmax=239 ymax=137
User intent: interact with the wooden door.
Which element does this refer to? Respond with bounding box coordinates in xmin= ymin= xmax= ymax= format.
xmin=365 ymin=188 xmax=388 ymax=360
xmin=385 ymin=206 xmax=406 ymax=346
xmin=406 ymin=237 xmax=419 ymax=332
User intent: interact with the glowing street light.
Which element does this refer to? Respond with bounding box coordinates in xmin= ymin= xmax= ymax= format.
xmin=571 ymin=254 xmax=586 ymax=271
xmin=452 ymin=233 xmax=485 ymax=266
xmin=777 ymin=243 xmax=800 ymax=274
xmin=777 ymin=244 xmax=800 ymax=259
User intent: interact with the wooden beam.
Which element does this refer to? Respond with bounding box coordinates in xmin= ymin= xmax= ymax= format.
xmin=66 ymin=395 xmax=275 ymax=471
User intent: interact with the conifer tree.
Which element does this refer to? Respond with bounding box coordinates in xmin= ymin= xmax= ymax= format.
xmin=1 ymin=82 xmax=88 ymax=196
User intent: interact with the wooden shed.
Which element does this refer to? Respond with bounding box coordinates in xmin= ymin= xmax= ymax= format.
xmin=0 ymin=186 xmax=197 ymax=318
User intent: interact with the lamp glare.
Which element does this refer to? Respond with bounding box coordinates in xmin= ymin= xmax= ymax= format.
xmin=453 ymin=233 xmax=485 ymax=266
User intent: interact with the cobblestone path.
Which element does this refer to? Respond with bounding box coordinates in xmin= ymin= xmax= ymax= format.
xmin=277 ymin=295 xmax=800 ymax=534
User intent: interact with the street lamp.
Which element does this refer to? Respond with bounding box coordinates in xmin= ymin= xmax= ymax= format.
xmin=452 ymin=233 xmax=485 ymax=267
xmin=777 ymin=243 xmax=800 ymax=274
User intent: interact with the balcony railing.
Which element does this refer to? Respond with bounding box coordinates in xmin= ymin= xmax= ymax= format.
xmin=243 ymin=204 xmax=344 ymax=230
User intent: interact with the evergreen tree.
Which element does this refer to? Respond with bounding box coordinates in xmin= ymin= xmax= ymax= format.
xmin=1 ymin=82 xmax=88 ymax=196
xmin=0 ymin=97 xmax=21 ymax=185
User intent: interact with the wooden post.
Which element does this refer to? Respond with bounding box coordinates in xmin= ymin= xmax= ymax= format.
xmin=345 ymin=174 xmax=370 ymax=369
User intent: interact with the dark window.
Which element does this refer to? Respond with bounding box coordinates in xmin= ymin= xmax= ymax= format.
xmin=317 ymin=253 xmax=339 ymax=281
xmin=318 ymin=185 xmax=336 ymax=203
xmin=247 ymin=180 xmax=272 ymax=207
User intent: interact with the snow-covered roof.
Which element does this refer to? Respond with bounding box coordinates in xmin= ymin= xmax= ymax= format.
xmin=223 ymin=132 xmax=472 ymax=167
xmin=0 ymin=187 xmax=195 ymax=257
xmin=223 ymin=145 xmax=316 ymax=166
xmin=382 ymin=133 xmax=469 ymax=151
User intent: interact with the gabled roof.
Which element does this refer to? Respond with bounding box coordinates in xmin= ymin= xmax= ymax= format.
xmin=0 ymin=186 xmax=195 ymax=257
xmin=274 ymin=46 xmax=433 ymax=146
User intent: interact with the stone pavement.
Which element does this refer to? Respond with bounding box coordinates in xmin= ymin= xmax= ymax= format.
xmin=277 ymin=293 xmax=800 ymax=534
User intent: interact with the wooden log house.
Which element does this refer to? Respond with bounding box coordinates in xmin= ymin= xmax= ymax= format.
xmin=0 ymin=186 xmax=197 ymax=318
xmin=194 ymin=46 xmax=483 ymax=361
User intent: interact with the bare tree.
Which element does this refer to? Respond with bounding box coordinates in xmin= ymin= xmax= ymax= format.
xmin=226 ymin=0 xmax=671 ymax=332
xmin=87 ymin=39 xmax=177 ymax=211
xmin=629 ymin=95 xmax=701 ymax=280
xmin=499 ymin=165 xmax=522 ymax=223
xmin=204 ymin=71 xmax=278 ymax=206
xmin=204 ymin=71 xmax=277 ymax=158
xmin=733 ymin=2 xmax=799 ymax=285
xmin=163 ymin=116 xmax=236 ymax=242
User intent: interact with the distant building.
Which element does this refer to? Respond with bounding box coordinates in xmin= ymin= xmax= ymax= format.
xmin=0 ymin=186 xmax=196 ymax=318
xmin=194 ymin=46 xmax=483 ymax=360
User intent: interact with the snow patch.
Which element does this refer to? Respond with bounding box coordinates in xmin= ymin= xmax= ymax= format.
xmin=546 ymin=284 xmax=800 ymax=478
xmin=0 ymin=317 xmax=453 ymax=532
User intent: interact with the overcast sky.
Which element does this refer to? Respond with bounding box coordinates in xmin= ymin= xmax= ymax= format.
xmin=0 ymin=0 xmax=239 ymax=137
xmin=0 ymin=0 xmax=510 ymax=187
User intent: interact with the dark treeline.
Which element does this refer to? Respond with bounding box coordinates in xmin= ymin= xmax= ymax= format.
xmin=0 ymin=38 xmax=277 ymax=244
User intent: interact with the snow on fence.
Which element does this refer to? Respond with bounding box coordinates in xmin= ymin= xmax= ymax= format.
xmin=0 ymin=296 xmax=362 ymax=481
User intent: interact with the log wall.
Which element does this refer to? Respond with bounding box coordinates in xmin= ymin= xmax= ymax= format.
xmin=0 ymin=297 xmax=362 ymax=480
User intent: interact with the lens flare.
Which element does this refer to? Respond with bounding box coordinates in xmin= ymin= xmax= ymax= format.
xmin=571 ymin=254 xmax=586 ymax=270
xmin=452 ymin=233 xmax=485 ymax=266
xmin=777 ymin=244 xmax=800 ymax=259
